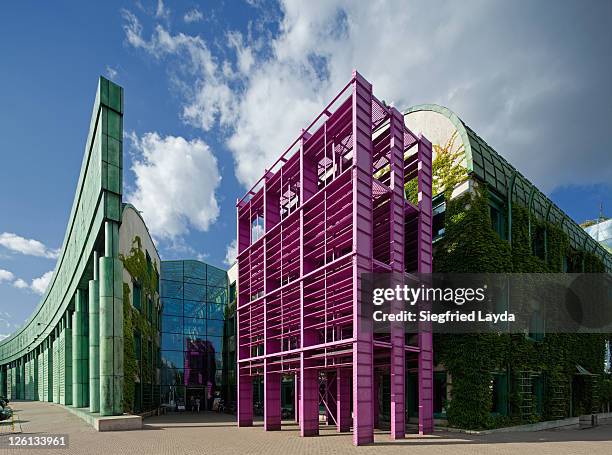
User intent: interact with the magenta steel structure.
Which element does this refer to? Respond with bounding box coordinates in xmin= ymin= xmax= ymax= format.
xmin=236 ymin=71 xmax=433 ymax=446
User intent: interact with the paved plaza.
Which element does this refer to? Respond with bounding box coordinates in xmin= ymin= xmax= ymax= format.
xmin=0 ymin=401 xmax=611 ymax=455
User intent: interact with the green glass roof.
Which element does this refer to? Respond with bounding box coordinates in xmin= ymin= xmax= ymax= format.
xmin=404 ymin=104 xmax=612 ymax=271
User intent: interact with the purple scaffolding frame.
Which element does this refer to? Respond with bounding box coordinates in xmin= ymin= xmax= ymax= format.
xmin=236 ymin=71 xmax=433 ymax=446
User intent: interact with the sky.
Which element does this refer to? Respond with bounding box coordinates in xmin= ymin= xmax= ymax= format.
xmin=0 ymin=0 xmax=611 ymax=338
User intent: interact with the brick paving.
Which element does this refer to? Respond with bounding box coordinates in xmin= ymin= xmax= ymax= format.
xmin=0 ymin=401 xmax=611 ymax=455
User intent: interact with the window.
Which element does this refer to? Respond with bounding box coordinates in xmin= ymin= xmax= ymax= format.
xmin=528 ymin=310 xmax=545 ymax=341
xmin=491 ymin=372 xmax=508 ymax=415
xmin=147 ymin=297 xmax=153 ymax=323
xmin=532 ymin=226 xmax=545 ymax=259
xmin=146 ymin=251 xmax=152 ymax=278
xmin=133 ymin=282 xmax=142 ymax=311
xmin=489 ymin=201 xmax=507 ymax=240
xmin=229 ymin=283 xmax=237 ymax=303
xmin=433 ymin=371 xmax=447 ymax=416
xmin=134 ymin=331 xmax=142 ymax=363
xmin=432 ymin=197 xmax=446 ymax=239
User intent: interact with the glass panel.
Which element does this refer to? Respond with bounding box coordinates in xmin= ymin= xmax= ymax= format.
xmin=207 ymin=319 xmax=224 ymax=337
xmin=161 ymin=350 xmax=184 ymax=370
xmin=207 ymin=336 xmax=222 ymax=358
xmin=208 ymin=286 xmax=227 ymax=305
xmin=184 ymin=282 xmax=206 ymax=301
xmin=184 ymin=301 xmax=206 ymax=319
xmin=162 ymin=298 xmax=183 ymax=316
xmin=162 ymin=315 xmax=183 ymax=334
xmin=161 ymin=333 xmax=184 ymax=351
xmin=184 ymin=318 xmax=206 ymax=338
xmin=206 ymin=266 xmax=227 ymax=288
xmin=207 ymin=303 xmax=225 ymax=321
xmin=161 ymin=280 xmax=183 ymax=299
xmin=184 ymin=261 xmax=206 ymax=280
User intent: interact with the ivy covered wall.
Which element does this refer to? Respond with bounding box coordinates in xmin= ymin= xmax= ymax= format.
xmin=433 ymin=184 xmax=607 ymax=429
xmin=119 ymin=236 xmax=161 ymax=414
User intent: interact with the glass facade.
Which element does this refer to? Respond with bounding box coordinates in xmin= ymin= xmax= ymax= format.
xmin=160 ymin=260 xmax=228 ymax=411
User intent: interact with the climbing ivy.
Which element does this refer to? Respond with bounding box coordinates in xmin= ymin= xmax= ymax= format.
xmin=119 ymin=236 xmax=160 ymax=414
xmin=433 ymin=182 xmax=607 ymax=429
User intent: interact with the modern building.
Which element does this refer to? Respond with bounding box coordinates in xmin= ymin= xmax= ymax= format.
xmin=403 ymin=104 xmax=612 ymax=428
xmin=0 ymin=77 xmax=160 ymax=426
xmin=584 ymin=218 xmax=612 ymax=254
xmin=235 ymin=72 xmax=434 ymax=446
xmin=159 ymin=260 xmax=228 ymax=411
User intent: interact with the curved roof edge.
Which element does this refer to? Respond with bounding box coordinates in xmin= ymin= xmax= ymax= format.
xmin=121 ymin=203 xmax=160 ymax=259
xmin=404 ymin=104 xmax=612 ymax=271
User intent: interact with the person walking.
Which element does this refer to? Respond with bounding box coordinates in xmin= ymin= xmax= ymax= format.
xmin=196 ymin=397 xmax=201 ymax=413
xmin=190 ymin=396 xmax=195 ymax=412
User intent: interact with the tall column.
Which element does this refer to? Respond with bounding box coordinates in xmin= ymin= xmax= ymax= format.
xmin=337 ymin=368 xmax=351 ymax=432
xmin=294 ymin=374 xmax=299 ymax=423
xmin=352 ymin=71 xmax=374 ymax=446
xmin=89 ymin=251 xmax=100 ymax=413
xmin=326 ymin=372 xmax=336 ymax=425
xmin=237 ymin=373 xmax=253 ymax=426
xmin=264 ymin=365 xmax=281 ymax=430
xmin=100 ymin=221 xmax=124 ymax=416
xmin=417 ymin=135 xmax=434 ymax=434
xmin=73 ymin=289 xmax=87 ymax=407
xmin=0 ymin=366 xmax=5 ymax=398
xmin=299 ymin=359 xmax=318 ymax=436
xmin=60 ymin=313 xmax=73 ymax=406
xmin=389 ymin=107 xmax=406 ymax=439
xmin=19 ymin=358 xmax=25 ymax=399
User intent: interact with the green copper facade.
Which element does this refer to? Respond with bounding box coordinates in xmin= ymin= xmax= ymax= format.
xmin=0 ymin=77 xmax=125 ymax=419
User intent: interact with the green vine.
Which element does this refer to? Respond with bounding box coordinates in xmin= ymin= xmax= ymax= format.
xmin=119 ymin=236 xmax=160 ymax=413
xmin=433 ymin=180 xmax=607 ymax=429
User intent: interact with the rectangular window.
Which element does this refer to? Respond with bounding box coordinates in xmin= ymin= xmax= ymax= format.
xmin=147 ymin=297 xmax=153 ymax=323
xmin=491 ymin=372 xmax=508 ymax=415
xmin=433 ymin=371 xmax=447 ymax=416
xmin=133 ymin=282 xmax=142 ymax=311
xmin=146 ymin=251 xmax=152 ymax=278
xmin=135 ymin=331 xmax=142 ymax=362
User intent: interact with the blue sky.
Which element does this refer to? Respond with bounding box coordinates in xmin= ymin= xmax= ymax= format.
xmin=0 ymin=0 xmax=611 ymax=337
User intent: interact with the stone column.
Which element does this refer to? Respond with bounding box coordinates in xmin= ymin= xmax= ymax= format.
xmin=72 ymin=289 xmax=87 ymax=407
xmin=89 ymin=251 xmax=100 ymax=413
xmin=99 ymin=221 xmax=123 ymax=416
xmin=0 ymin=366 xmax=5 ymax=398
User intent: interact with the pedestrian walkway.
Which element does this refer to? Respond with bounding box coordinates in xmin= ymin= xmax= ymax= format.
xmin=1 ymin=401 xmax=611 ymax=455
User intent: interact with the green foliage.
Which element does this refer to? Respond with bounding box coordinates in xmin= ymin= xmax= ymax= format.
xmin=119 ymin=236 xmax=160 ymax=414
xmin=404 ymin=131 xmax=468 ymax=205
xmin=433 ymin=182 xmax=607 ymax=429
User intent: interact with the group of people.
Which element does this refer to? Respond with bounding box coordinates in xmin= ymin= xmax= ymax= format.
xmin=189 ymin=395 xmax=202 ymax=413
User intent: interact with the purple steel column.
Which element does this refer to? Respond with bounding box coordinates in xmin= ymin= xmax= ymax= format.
xmin=389 ymin=107 xmax=406 ymax=439
xmin=299 ymin=364 xmax=318 ymax=436
xmin=373 ymin=373 xmax=380 ymax=429
xmin=238 ymin=374 xmax=253 ymax=426
xmin=337 ymin=368 xmax=351 ymax=432
xmin=326 ymin=372 xmax=337 ymax=425
xmin=264 ymin=369 xmax=281 ymax=430
xmin=417 ymin=135 xmax=434 ymax=434
xmin=237 ymin=199 xmax=253 ymax=427
xmin=294 ymin=374 xmax=299 ymax=423
xmin=299 ymin=129 xmax=319 ymax=437
xmin=264 ymin=172 xmax=281 ymax=431
xmin=351 ymin=70 xmax=374 ymax=446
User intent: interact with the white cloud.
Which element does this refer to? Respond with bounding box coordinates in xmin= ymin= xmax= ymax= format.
xmin=0 ymin=232 xmax=59 ymax=259
xmin=30 ymin=271 xmax=53 ymax=295
xmin=0 ymin=269 xmax=15 ymax=283
xmin=123 ymin=1 xmax=612 ymax=194
xmin=224 ymin=239 xmax=237 ymax=266
xmin=156 ymin=0 xmax=170 ymax=20
xmin=106 ymin=65 xmax=118 ymax=80
xmin=183 ymin=8 xmax=203 ymax=23
xmin=127 ymin=132 xmax=221 ymax=239
xmin=12 ymin=278 xmax=28 ymax=289
xmin=0 ymin=334 xmax=8 ymax=341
